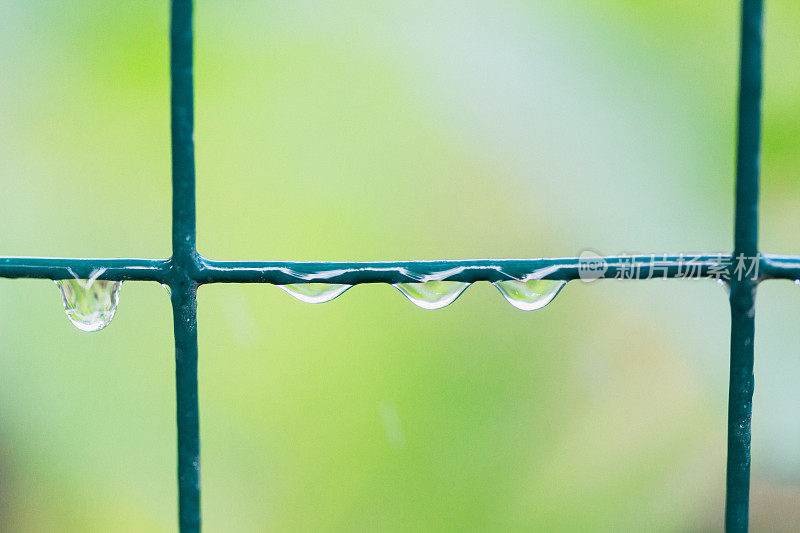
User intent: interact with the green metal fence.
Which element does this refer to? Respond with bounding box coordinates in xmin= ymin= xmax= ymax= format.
xmin=1 ymin=0 xmax=794 ymax=530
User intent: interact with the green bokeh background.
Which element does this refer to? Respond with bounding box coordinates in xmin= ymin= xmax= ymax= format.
xmin=1 ymin=1 xmax=800 ymax=531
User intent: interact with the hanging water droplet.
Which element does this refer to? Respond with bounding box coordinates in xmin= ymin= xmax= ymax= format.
xmin=717 ymin=278 xmax=730 ymax=295
xmin=493 ymin=278 xmax=565 ymax=311
xmin=393 ymin=281 xmax=469 ymax=309
xmin=55 ymin=278 xmax=122 ymax=331
xmin=794 ymin=279 xmax=800 ymax=286
xmin=279 ymin=283 xmax=351 ymax=303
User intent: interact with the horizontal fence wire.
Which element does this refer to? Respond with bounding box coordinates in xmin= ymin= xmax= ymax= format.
xmin=0 ymin=254 xmax=798 ymax=283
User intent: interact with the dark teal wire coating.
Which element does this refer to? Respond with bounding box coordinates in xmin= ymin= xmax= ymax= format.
xmin=170 ymin=0 xmax=200 ymax=531
xmin=1 ymin=254 xmax=799 ymax=283
xmin=726 ymin=0 xmax=763 ymax=531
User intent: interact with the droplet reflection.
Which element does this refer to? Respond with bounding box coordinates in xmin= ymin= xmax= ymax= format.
xmin=393 ymin=281 xmax=469 ymax=309
xmin=55 ymin=277 xmax=122 ymax=332
xmin=279 ymin=283 xmax=351 ymax=303
xmin=493 ymin=278 xmax=565 ymax=311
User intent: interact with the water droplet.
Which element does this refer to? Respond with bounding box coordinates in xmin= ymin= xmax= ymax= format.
xmin=717 ymin=278 xmax=730 ymax=295
xmin=393 ymin=281 xmax=469 ymax=309
xmin=55 ymin=278 xmax=122 ymax=331
xmin=493 ymin=278 xmax=565 ymax=311
xmin=794 ymin=279 xmax=800 ymax=286
xmin=279 ymin=283 xmax=351 ymax=303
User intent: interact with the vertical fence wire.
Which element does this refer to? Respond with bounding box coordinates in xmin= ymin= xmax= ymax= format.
xmin=170 ymin=0 xmax=201 ymax=531
xmin=726 ymin=0 xmax=763 ymax=531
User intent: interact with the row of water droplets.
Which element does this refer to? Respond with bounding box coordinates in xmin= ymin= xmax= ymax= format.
xmin=280 ymin=264 xmax=566 ymax=310
xmin=54 ymin=266 xmax=567 ymax=332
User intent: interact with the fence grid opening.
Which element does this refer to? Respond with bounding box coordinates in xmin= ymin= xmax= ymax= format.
xmin=0 ymin=0 xmax=782 ymax=531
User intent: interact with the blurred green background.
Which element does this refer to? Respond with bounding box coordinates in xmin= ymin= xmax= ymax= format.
xmin=1 ymin=1 xmax=799 ymax=530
